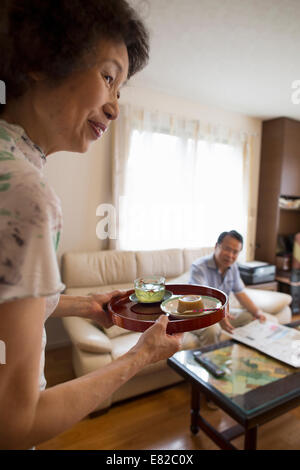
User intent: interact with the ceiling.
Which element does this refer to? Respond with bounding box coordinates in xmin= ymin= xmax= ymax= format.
xmin=129 ymin=0 xmax=300 ymax=121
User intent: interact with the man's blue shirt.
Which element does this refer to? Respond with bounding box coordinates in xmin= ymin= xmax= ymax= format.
xmin=189 ymin=254 xmax=245 ymax=297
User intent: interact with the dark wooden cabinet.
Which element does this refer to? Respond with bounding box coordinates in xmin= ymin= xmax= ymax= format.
xmin=255 ymin=118 xmax=300 ymax=314
xmin=281 ymin=119 xmax=300 ymax=196
xmin=255 ymin=117 xmax=300 ymax=265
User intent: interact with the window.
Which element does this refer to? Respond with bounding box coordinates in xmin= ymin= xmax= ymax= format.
xmin=118 ymin=128 xmax=246 ymax=251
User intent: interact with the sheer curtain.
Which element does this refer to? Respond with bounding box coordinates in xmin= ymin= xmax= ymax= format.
xmin=110 ymin=104 xmax=256 ymax=260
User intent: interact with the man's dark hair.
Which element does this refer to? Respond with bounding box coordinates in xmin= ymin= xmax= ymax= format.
xmin=0 ymin=0 xmax=149 ymax=107
xmin=217 ymin=230 xmax=243 ymax=246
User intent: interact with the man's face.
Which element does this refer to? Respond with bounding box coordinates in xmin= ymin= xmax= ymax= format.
xmin=214 ymin=235 xmax=242 ymax=271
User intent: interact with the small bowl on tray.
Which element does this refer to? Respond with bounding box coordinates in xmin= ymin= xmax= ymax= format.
xmin=132 ymin=275 xmax=168 ymax=304
xmin=129 ymin=290 xmax=173 ymax=304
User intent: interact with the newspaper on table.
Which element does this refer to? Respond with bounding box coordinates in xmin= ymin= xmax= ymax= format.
xmin=226 ymin=320 xmax=300 ymax=368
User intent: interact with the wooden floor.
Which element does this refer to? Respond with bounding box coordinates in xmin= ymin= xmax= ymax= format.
xmin=37 ymin=334 xmax=300 ymax=451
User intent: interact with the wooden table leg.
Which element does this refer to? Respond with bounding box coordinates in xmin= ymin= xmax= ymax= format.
xmin=244 ymin=425 xmax=258 ymax=450
xmin=190 ymin=384 xmax=200 ymax=434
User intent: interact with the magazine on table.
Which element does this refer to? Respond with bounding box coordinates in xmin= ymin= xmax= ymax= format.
xmin=226 ymin=320 xmax=300 ymax=368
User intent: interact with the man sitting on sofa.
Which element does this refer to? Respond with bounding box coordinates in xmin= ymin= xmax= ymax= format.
xmin=189 ymin=230 xmax=266 ymax=346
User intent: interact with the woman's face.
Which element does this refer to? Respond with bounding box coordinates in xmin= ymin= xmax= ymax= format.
xmin=33 ymin=39 xmax=129 ymax=154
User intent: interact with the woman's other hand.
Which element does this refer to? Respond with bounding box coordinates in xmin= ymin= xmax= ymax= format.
xmin=130 ymin=315 xmax=183 ymax=366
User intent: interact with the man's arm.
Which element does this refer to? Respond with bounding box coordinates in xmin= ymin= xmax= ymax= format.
xmin=0 ymin=299 xmax=181 ymax=450
xmin=235 ymin=291 xmax=266 ymax=322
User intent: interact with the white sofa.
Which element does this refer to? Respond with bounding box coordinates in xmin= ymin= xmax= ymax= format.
xmin=62 ymin=247 xmax=292 ymax=413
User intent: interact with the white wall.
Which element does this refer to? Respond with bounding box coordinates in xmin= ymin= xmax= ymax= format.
xmin=44 ymin=85 xmax=262 ymax=349
xmin=44 ymin=126 xmax=112 ymax=349
xmin=44 ymin=129 xmax=112 ymax=264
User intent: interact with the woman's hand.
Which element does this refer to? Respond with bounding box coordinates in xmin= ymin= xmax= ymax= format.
xmin=130 ymin=315 xmax=183 ymax=366
xmin=86 ymin=290 xmax=126 ymax=328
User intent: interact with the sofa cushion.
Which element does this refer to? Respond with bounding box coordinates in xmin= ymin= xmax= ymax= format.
xmin=183 ymin=247 xmax=214 ymax=272
xmin=72 ymin=344 xmax=112 ymax=379
xmin=229 ymin=289 xmax=292 ymax=315
xmin=62 ymin=317 xmax=113 ymax=353
xmin=102 ymin=324 xmax=132 ymax=339
xmin=168 ymin=271 xmax=190 ymax=285
xmin=110 ymin=332 xmax=142 ymax=360
xmin=136 ymin=249 xmax=184 ymax=279
xmin=62 ymin=250 xmax=137 ymax=288
xmin=274 ymin=305 xmax=292 ymax=324
xmin=243 ymin=288 xmax=292 ymax=314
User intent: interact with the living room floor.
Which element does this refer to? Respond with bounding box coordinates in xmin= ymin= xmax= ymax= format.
xmin=37 ymin=316 xmax=300 ymax=451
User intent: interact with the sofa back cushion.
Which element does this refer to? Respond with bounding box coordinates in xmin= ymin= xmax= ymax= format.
xmin=62 ymin=250 xmax=137 ymax=288
xmin=62 ymin=247 xmax=214 ymax=288
xmin=183 ymin=247 xmax=214 ymax=272
xmin=136 ymin=249 xmax=184 ymax=279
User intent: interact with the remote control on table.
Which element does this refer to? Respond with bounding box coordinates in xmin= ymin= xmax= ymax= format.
xmin=193 ymin=351 xmax=225 ymax=377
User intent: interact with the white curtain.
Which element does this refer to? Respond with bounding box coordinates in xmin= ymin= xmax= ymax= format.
xmin=110 ymin=104 xmax=256 ymax=260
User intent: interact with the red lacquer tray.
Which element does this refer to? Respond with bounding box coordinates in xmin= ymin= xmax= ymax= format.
xmin=108 ymin=284 xmax=227 ymax=334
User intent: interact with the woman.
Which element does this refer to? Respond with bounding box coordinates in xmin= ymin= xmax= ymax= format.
xmin=0 ymin=0 xmax=182 ymax=449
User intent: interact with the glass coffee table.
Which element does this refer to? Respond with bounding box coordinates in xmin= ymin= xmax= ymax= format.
xmin=168 ymin=337 xmax=300 ymax=450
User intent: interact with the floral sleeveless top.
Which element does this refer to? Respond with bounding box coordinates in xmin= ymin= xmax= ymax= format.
xmin=0 ymin=119 xmax=65 ymax=390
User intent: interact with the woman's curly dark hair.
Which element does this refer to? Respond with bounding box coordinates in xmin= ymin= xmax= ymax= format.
xmin=0 ymin=0 xmax=149 ymax=106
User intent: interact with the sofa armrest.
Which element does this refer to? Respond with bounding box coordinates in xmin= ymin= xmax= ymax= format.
xmin=244 ymin=288 xmax=292 ymax=314
xmin=62 ymin=317 xmax=112 ymax=354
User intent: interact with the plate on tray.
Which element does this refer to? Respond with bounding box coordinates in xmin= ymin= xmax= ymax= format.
xmin=161 ymin=295 xmax=222 ymax=318
xmin=108 ymin=284 xmax=228 ymax=334
xmin=129 ymin=290 xmax=173 ymax=304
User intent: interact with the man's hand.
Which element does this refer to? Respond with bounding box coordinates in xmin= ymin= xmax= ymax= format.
xmin=219 ymin=314 xmax=235 ymax=334
xmin=87 ymin=290 xmax=126 ymax=328
xmin=235 ymin=291 xmax=266 ymax=324
xmin=254 ymin=309 xmax=266 ymax=323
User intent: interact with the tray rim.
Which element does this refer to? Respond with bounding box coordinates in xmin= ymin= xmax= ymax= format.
xmin=108 ymin=284 xmax=228 ymax=334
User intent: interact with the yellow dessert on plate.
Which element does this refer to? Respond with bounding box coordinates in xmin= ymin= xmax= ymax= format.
xmin=177 ymin=295 xmax=204 ymax=314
